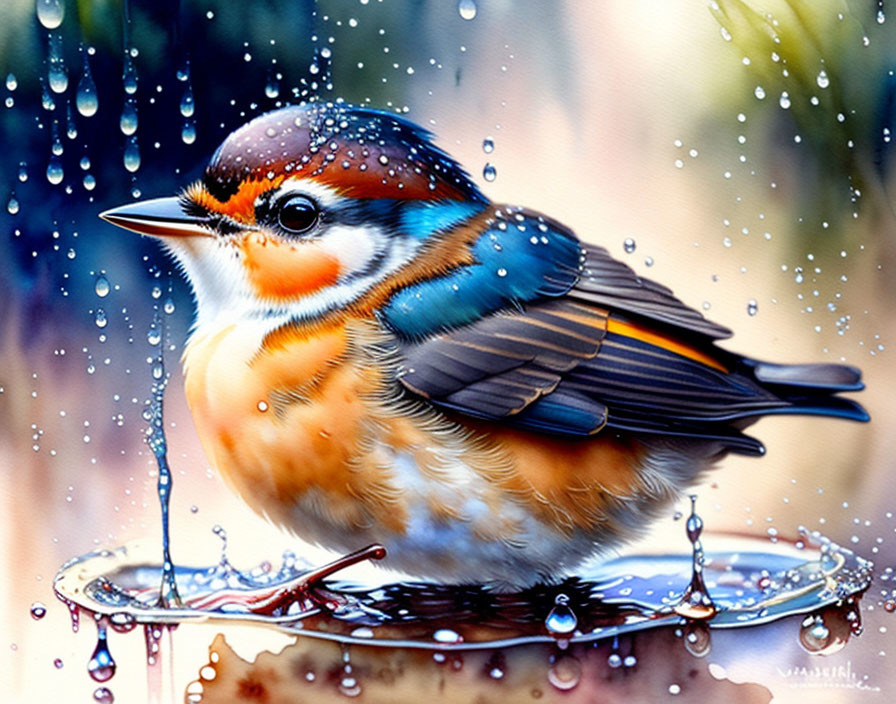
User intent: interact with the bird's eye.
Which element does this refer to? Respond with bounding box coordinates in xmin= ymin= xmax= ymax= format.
xmin=276 ymin=195 xmax=319 ymax=235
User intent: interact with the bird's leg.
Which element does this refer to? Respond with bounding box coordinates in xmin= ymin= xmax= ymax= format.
xmin=245 ymin=544 xmax=387 ymax=615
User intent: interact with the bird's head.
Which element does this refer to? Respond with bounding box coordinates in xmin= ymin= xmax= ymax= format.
xmin=102 ymin=102 xmax=583 ymax=338
xmin=101 ymin=102 xmax=491 ymax=328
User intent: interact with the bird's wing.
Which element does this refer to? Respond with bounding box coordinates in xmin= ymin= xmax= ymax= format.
xmin=568 ymin=243 xmax=733 ymax=340
xmin=396 ymin=296 xmax=773 ymax=454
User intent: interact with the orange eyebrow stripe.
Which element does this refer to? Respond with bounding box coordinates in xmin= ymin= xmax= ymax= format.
xmin=190 ymin=176 xmax=285 ymax=224
xmin=606 ymin=318 xmax=727 ymax=373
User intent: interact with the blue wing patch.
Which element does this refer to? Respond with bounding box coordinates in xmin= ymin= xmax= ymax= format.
xmin=381 ymin=208 xmax=584 ymax=338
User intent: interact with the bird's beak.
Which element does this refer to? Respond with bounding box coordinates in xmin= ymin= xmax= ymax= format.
xmin=99 ymin=197 xmax=213 ymax=238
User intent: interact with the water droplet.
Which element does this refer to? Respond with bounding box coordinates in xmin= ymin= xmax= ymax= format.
xmin=93 ymin=686 xmax=114 ymax=703
xmin=36 ymin=0 xmax=65 ymax=29
xmin=47 ymin=34 xmax=68 ymax=93
xmin=265 ymin=70 xmax=280 ymax=99
xmin=548 ymin=654 xmax=581 ymax=690
xmin=46 ymin=157 xmax=63 ymax=185
xmin=123 ymin=136 xmax=141 ymax=172
xmin=674 ymin=496 xmax=717 ymax=620
xmin=95 ymin=275 xmax=110 ymax=298
xmin=433 ymin=628 xmax=463 ymax=644
xmin=7 ymin=195 xmax=19 ymax=215
xmin=482 ymin=137 xmax=494 ymax=153
xmin=682 ymin=620 xmax=712 ymax=657
xmin=163 ymin=297 xmax=175 ymax=314
xmin=77 ymin=51 xmax=99 ymax=117
xmin=483 ymin=163 xmax=496 ymax=181
xmin=545 ymin=594 xmax=577 ymax=635
xmin=181 ymin=122 xmax=197 ymax=144
xmin=747 ymin=299 xmax=758 ymax=316
xmin=95 ymin=309 xmax=108 ymax=328
xmin=87 ymin=625 xmax=116 ymax=682
xmin=754 ymin=85 xmax=766 ymax=100
xmin=83 ymin=174 xmax=96 ymax=191
xmin=53 ymin=658 xmax=63 ymax=669
xmin=5 ymin=73 xmax=17 ymax=91
xmin=623 ymin=237 xmax=636 ymax=254
xmin=122 ymin=52 xmax=138 ymax=95
xmin=878 ymin=8 xmax=886 ymax=23
xmin=180 ymin=83 xmax=194 ymax=118
xmin=120 ymin=99 xmax=138 ymax=135
xmin=17 ymin=162 xmax=27 ymax=182
xmin=779 ymin=91 xmax=791 ymax=109
xmin=41 ymin=78 xmax=56 ymax=111
xmin=458 ymin=0 xmax=477 ymax=20
xmin=817 ymin=70 xmax=830 ymax=89
xmin=30 ymin=602 xmax=47 ymax=620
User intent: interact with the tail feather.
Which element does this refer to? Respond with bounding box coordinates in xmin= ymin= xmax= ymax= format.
xmin=736 ymin=358 xmax=869 ymax=423
xmin=740 ymin=359 xmax=864 ymax=392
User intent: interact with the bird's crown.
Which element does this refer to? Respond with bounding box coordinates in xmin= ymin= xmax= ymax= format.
xmin=183 ymin=101 xmax=486 ymax=225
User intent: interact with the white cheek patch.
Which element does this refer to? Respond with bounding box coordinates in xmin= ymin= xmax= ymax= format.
xmin=317 ymin=223 xmax=383 ymax=280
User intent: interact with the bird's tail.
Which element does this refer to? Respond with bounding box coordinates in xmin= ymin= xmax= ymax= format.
xmin=735 ymin=358 xmax=869 ymax=422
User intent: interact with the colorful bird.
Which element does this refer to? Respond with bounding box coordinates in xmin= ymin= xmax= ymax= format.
xmin=101 ymin=102 xmax=868 ymax=588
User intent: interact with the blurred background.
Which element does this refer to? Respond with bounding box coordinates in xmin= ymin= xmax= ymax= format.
xmin=1 ymin=0 xmax=895 ymax=701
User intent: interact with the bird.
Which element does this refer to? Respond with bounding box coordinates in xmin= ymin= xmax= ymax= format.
xmin=100 ymin=102 xmax=868 ymax=589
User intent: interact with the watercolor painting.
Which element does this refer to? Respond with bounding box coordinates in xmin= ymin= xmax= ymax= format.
xmin=2 ymin=1 xmax=894 ymax=702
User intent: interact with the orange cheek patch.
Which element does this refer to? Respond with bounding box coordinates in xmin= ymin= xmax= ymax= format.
xmin=240 ymin=232 xmax=341 ymax=302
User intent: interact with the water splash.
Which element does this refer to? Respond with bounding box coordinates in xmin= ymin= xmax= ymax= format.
xmin=145 ymin=310 xmax=181 ymax=608
xmin=674 ymin=495 xmax=717 ymax=621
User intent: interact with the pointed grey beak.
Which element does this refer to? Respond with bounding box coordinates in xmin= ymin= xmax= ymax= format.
xmin=99 ymin=197 xmax=213 ymax=238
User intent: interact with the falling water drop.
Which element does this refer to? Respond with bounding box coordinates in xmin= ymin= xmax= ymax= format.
xmin=458 ymin=0 xmax=477 ymax=20
xmin=482 ymin=137 xmax=494 ymax=153
xmin=41 ymin=77 xmax=56 ymax=111
xmin=181 ymin=122 xmax=196 ymax=144
xmin=483 ymin=163 xmax=496 ymax=182
xmin=120 ymin=99 xmax=138 ymax=135
xmin=123 ymin=51 xmax=138 ymax=95
xmin=93 ymin=687 xmax=114 ymax=703
xmin=623 ymin=237 xmax=636 ymax=254
xmin=265 ymin=69 xmax=280 ymax=99
xmin=816 ymin=70 xmax=830 ymax=89
xmin=36 ymin=0 xmax=65 ymax=29
xmin=30 ymin=602 xmax=47 ymax=620
xmin=179 ymin=82 xmax=194 ymax=118
xmin=779 ymin=91 xmax=791 ymax=109
xmin=95 ymin=275 xmax=110 ymax=298
xmin=87 ymin=621 xmax=117 ymax=682
xmin=66 ymin=102 xmax=77 ymax=139
xmin=83 ymin=174 xmax=96 ymax=191
xmin=747 ymin=299 xmax=758 ymax=316
xmin=7 ymin=194 xmax=19 ymax=214
xmin=123 ymin=136 xmax=140 ymax=172
xmin=163 ymin=297 xmax=175 ymax=314
xmin=5 ymin=73 xmax=17 ymax=91
xmin=754 ymin=85 xmax=766 ymax=100
xmin=17 ymin=162 xmax=27 ymax=182
xmin=95 ymin=308 xmax=108 ymax=328
xmin=76 ymin=50 xmax=99 ymax=117
xmin=47 ymin=34 xmax=68 ymax=93
xmin=46 ymin=157 xmax=63 ymax=185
